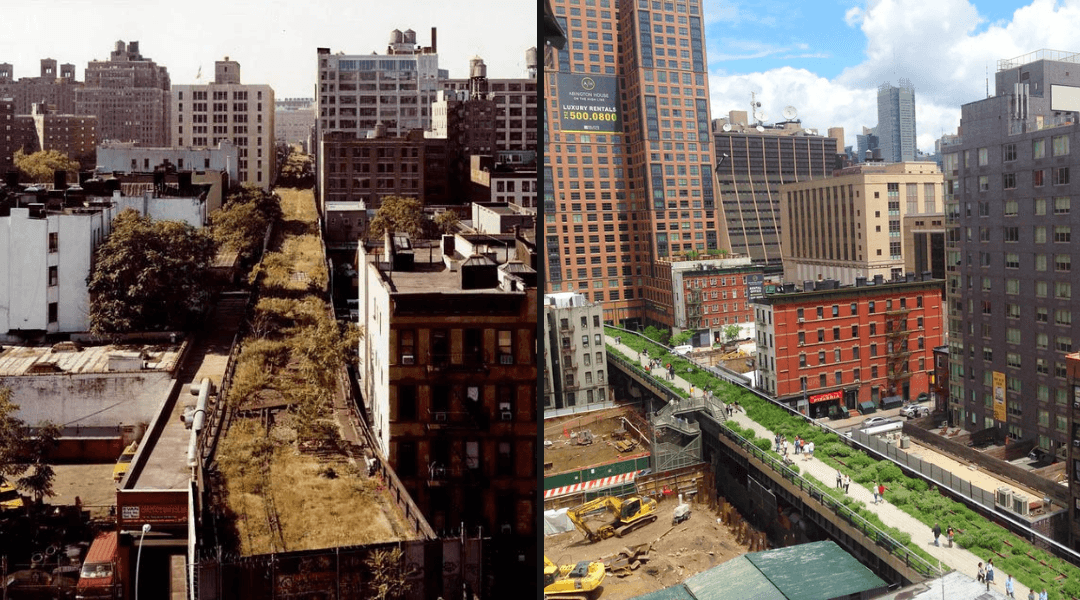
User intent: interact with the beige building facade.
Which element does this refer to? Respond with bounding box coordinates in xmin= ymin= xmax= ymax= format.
xmin=779 ymin=162 xmax=944 ymax=284
xmin=171 ymin=59 xmax=275 ymax=190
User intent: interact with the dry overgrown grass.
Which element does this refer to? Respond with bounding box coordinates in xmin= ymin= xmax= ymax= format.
xmin=215 ymin=188 xmax=410 ymax=557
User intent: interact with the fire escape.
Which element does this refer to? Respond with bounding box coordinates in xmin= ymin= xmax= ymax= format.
xmin=684 ymin=287 xmax=702 ymax=330
xmin=884 ymin=306 xmax=912 ymax=398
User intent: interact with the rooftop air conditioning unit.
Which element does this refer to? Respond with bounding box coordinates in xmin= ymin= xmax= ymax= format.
xmin=996 ymin=487 xmax=1012 ymax=508
xmin=1012 ymin=494 xmax=1030 ymax=516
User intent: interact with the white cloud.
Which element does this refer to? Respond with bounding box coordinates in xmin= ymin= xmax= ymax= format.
xmin=710 ymin=0 xmax=1080 ymax=153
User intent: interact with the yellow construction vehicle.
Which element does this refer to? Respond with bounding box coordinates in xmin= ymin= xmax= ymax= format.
xmin=544 ymin=555 xmax=604 ymax=599
xmin=566 ymin=495 xmax=658 ymax=542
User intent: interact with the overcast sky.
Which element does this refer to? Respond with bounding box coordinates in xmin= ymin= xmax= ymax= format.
xmin=1 ymin=0 xmax=537 ymax=99
xmin=704 ymin=0 xmax=1080 ymax=154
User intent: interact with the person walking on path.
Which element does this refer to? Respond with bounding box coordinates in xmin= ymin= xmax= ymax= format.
xmin=836 ymin=470 xmax=842 ymax=489
xmin=947 ymin=526 xmax=954 ymax=548
xmin=1028 ymin=589 xmax=1036 ymax=600
xmin=877 ymin=482 xmax=886 ymax=503
xmin=1005 ymin=574 xmax=1015 ymax=599
xmin=985 ymin=558 xmax=995 ymax=590
xmin=844 ymin=474 xmax=851 ymax=493
xmin=1040 ymin=589 xmax=1048 ymax=600
xmin=932 ymin=523 xmax=941 ymax=546
xmin=873 ymin=483 xmax=880 ymax=504
xmin=976 ymin=562 xmax=984 ymax=583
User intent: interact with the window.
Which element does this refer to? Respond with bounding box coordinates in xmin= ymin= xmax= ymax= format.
xmin=1055 ymin=281 xmax=1071 ymax=299
xmin=1037 ymin=307 xmax=1049 ymax=323
xmin=1033 ymin=138 xmax=1046 ymax=159
xmin=48 ymin=232 xmax=58 ymax=253
xmin=798 ymin=331 xmax=805 ymax=345
xmin=1036 ymin=254 xmax=1048 ymax=271
xmin=1056 ymin=309 xmax=1072 ymax=326
xmin=978 ymin=147 xmax=988 ymax=165
xmin=852 ymin=346 xmax=860 ymax=359
xmin=818 ymin=329 xmax=825 ymax=342
xmin=818 ymin=351 xmax=826 ymax=365
xmin=1055 ymin=196 xmax=1071 ymax=215
xmin=978 ymin=175 xmax=989 ymax=192
xmin=1035 ymin=226 xmax=1047 ymax=243
xmin=833 ymin=327 xmax=840 ymax=340
xmin=832 ymin=305 xmax=839 ymax=317
xmin=1033 ymin=169 xmax=1045 ymax=187
xmin=1006 ymin=328 xmax=1021 ymax=344
xmin=799 ymin=354 xmax=807 ymax=367
xmin=48 ymin=265 xmax=57 ymax=286
xmin=1003 ymin=143 xmax=1017 ymax=161
xmin=398 ymin=329 xmax=415 ymax=364
xmin=1053 ymin=134 xmax=1070 ymax=156
xmin=1055 ymin=225 xmax=1071 ymax=243
xmin=1057 ymin=336 xmax=1072 ymax=352
xmin=819 ymin=373 xmax=827 ymax=388
xmin=1006 ymin=279 xmax=1019 ymax=295
xmin=1037 ymin=332 xmax=1049 ymax=350
xmin=851 ymin=324 xmax=859 ymax=338
xmin=498 ymin=330 xmax=514 ymax=364
xmin=48 ymin=302 xmax=58 ymax=324
xmin=1055 ymin=167 xmax=1070 ymax=185
xmin=1004 ymin=227 xmax=1019 ymax=242
xmin=1057 ymin=254 xmax=1072 ymax=272
xmin=397 ymin=385 xmax=417 ymax=420
xmin=817 ymin=306 xmax=824 ymax=319
xmin=1004 ymin=200 xmax=1018 ymax=216
xmin=1005 ymin=253 xmax=1019 ymax=269
xmin=1003 ymin=173 xmax=1016 ymax=189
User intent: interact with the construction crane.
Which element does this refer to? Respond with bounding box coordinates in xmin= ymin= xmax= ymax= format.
xmin=566 ymin=495 xmax=658 ymax=542
xmin=544 ymin=555 xmax=605 ymax=599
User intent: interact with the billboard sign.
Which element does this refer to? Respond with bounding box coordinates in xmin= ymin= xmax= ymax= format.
xmin=992 ymin=371 xmax=1006 ymax=422
xmin=746 ymin=273 xmax=765 ymax=299
xmin=117 ymin=489 xmax=188 ymax=528
xmin=556 ymin=74 xmax=621 ymax=133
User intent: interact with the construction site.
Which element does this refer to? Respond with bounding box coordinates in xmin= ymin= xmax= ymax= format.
xmin=543 ymin=403 xmax=779 ymax=600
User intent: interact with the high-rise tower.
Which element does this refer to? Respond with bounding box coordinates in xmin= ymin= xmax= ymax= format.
xmin=877 ymin=80 xmax=917 ymax=163
xmin=545 ymin=0 xmax=717 ymax=330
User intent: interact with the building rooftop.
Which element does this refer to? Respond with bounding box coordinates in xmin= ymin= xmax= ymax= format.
xmin=0 ymin=342 xmax=181 ymax=377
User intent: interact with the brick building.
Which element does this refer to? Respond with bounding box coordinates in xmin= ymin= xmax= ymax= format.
xmin=753 ymin=276 xmax=945 ymax=418
xmin=669 ymin=255 xmax=764 ymax=343
xmin=75 ymin=41 xmax=171 ymax=147
xmin=316 ymin=128 xmax=448 ymax=214
xmin=29 ymin=103 xmax=98 ymax=170
xmin=0 ymin=59 xmax=80 ymax=115
xmin=356 ymin=230 xmax=536 ymax=588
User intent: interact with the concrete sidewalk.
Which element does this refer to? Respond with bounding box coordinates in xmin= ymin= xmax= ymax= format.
xmin=606 ymin=335 xmax=1032 ymax=599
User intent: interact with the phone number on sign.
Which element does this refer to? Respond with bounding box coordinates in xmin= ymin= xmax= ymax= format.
xmin=563 ymin=111 xmax=618 ymax=122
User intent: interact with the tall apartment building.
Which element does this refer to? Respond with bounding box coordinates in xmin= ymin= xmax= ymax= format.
xmin=947 ymin=51 xmax=1080 ymax=454
xmin=356 ymin=231 xmax=536 ymax=591
xmin=545 ymin=0 xmax=717 ymax=331
xmin=75 ymin=41 xmax=170 ymax=147
xmin=441 ymin=50 xmax=539 ymax=152
xmin=316 ymin=28 xmax=441 ymax=142
xmin=29 ymin=103 xmax=98 ymax=170
xmin=877 ymin=80 xmax=917 ymax=163
xmin=779 ymin=162 xmax=944 ymax=285
xmin=753 ymin=277 xmax=944 ymax=418
xmin=0 ymin=59 xmax=80 ymax=115
xmin=542 ymin=292 xmax=610 ymax=416
xmin=712 ymin=111 xmax=842 ymax=267
xmin=171 ymin=58 xmax=275 ymax=190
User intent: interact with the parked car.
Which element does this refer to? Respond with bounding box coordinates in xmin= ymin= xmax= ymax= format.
xmin=901 ymin=405 xmax=930 ymax=418
xmin=916 ymin=392 xmax=929 ymax=403
xmin=671 ymin=345 xmax=692 ymax=356
xmin=862 ymin=416 xmax=888 ymax=427
xmin=2 ymin=567 xmax=77 ymax=600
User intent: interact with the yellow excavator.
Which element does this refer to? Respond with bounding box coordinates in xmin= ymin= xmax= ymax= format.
xmin=566 ymin=495 xmax=658 ymax=542
xmin=544 ymin=555 xmax=605 ymax=599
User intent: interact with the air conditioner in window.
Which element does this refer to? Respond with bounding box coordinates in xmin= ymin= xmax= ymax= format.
xmin=434 ymin=412 xmax=447 ymax=422
xmin=1073 ymin=439 xmax=1080 ymax=447
xmin=402 ymin=354 xmax=415 ymax=365
xmin=499 ymin=354 xmax=514 ymax=365
xmin=797 ymin=318 xmax=804 ymax=323
xmin=501 ymin=411 xmax=513 ymax=421
xmin=500 ymin=524 xmax=512 ymax=535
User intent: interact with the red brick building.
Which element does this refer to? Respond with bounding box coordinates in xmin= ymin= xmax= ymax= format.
xmin=753 ymin=276 xmax=945 ymax=418
xmin=670 ymin=257 xmax=764 ymax=344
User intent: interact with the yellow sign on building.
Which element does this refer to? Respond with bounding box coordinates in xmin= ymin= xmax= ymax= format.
xmin=993 ymin=371 xmax=1007 ymax=422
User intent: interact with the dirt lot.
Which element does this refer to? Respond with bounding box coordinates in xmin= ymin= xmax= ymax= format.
xmin=544 ymin=407 xmax=649 ymax=474
xmin=545 ymin=498 xmax=751 ymax=599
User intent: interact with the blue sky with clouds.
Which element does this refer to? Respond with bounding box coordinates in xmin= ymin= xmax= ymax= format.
xmin=703 ymin=0 xmax=1080 ymax=153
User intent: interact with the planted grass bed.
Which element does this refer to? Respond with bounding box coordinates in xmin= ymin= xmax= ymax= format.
xmin=607 ymin=327 xmax=1080 ymax=598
